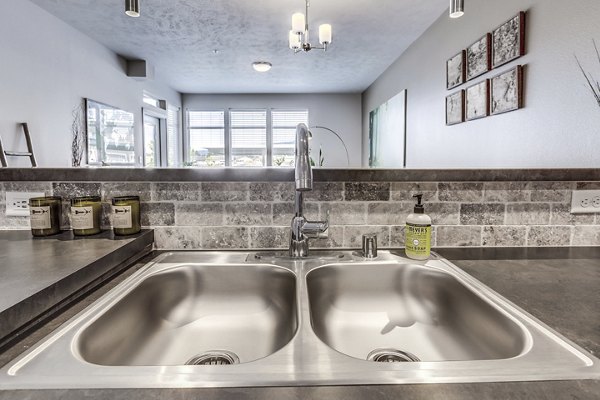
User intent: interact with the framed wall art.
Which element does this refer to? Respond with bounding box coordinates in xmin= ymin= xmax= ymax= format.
xmin=447 ymin=50 xmax=466 ymax=90
xmin=446 ymin=90 xmax=465 ymax=125
xmin=466 ymin=33 xmax=491 ymax=81
xmin=492 ymin=12 xmax=526 ymax=69
xmin=490 ymin=65 xmax=523 ymax=115
xmin=465 ymin=79 xmax=490 ymax=121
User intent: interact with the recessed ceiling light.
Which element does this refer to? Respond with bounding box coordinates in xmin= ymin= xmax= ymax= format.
xmin=252 ymin=62 xmax=272 ymax=72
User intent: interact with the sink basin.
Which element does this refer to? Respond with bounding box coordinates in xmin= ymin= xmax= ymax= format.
xmin=307 ymin=263 xmax=528 ymax=362
xmin=1 ymin=251 xmax=599 ymax=388
xmin=77 ymin=263 xmax=297 ymax=366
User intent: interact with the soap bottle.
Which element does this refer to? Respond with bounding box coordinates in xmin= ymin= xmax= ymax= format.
xmin=405 ymin=194 xmax=432 ymax=260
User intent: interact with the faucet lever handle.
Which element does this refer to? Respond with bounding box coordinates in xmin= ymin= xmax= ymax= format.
xmin=362 ymin=234 xmax=378 ymax=259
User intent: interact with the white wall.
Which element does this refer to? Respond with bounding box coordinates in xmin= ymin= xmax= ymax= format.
xmin=0 ymin=0 xmax=181 ymax=167
xmin=362 ymin=0 xmax=600 ymax=168
xmin=183 ymin=93 xmax=362 ymax=167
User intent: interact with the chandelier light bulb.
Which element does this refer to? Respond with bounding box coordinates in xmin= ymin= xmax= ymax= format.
xmin=292 ymin=13 xmax=306 ymax=35
xmin=125 ymin=0 xmax=140 ymax=17
xmin=449 ymin=0 xmax=464 ymax=18
xmin=318 ymin=24 xmax=332 ymax=45
xmin=289 ymin=31 xmax=301 ymax=50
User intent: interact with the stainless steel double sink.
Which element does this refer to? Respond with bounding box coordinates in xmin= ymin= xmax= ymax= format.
xmin=1 ymin=250 xmax=599 ymax=388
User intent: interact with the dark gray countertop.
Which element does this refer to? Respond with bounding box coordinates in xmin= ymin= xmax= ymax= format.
xmin=0 ymin=248 xmax=599 ymax=399
xmin=0 ymin=230 xmax=154 ymax=345
xmin=1 ymin=167 xmax=598 ymax=182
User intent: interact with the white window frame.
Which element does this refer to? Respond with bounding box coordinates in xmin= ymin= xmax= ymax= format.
xmin=185 ymin=108 xmax=309 ymax=167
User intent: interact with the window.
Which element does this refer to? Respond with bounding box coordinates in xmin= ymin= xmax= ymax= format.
xmin=188 ymin=111 xmax=225 ymax=167
xmin=167 ymin=106 xmax=181 ymax=167
xmin=272 ymin=110 xmax=308 ymax=167
xmin=86 ymin=99 xmax=135 ymax=166
xmin=230 ymin=110 xmax=267 ymax=167
xmin=185 ymin=109 xmax=308 ymax=167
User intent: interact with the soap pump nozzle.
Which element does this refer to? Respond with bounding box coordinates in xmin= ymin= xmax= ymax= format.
xmin=413 ymin=193 xmax=424 ymax=214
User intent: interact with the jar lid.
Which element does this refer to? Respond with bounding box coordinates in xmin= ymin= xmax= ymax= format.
xmin=112 ymin=196 xmax=140 ymax=202
xmin=29 ymin=196 xmax=62 ymax=202
xmin=71 ymin=196 xmax=101 ymax=204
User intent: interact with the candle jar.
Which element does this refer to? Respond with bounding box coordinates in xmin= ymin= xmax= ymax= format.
xmin=112 ymin=196 xmax=141 ymax=236
xmin=29 ymin=196 xmax=62 ymax=237
xmin=70 ymin=196 xmax=102 ymax=236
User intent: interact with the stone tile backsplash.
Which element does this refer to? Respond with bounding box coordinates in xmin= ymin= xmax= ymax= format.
xmin=0 ymin=180 xmax=599 ymax=249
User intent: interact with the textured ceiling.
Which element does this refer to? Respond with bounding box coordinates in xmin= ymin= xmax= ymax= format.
xmin=29 ymin=0 xmax=447 ymax=93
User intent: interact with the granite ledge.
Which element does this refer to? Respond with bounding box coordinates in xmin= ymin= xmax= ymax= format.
xmin=0 ymin=168 xmax=599 ymax=182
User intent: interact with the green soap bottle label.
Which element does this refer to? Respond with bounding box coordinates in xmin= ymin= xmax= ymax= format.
xmin=405 ymin=223 xmax=431 ymax=257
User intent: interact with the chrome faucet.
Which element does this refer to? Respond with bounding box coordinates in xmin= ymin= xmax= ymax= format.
xmin=289 ymin=123 xmax=329 ymax=258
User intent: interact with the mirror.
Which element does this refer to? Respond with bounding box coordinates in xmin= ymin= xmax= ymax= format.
xmin=3 ymin=0 xmax=599 ymax=170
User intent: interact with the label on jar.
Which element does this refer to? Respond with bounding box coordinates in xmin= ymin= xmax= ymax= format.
xmin=71 ymin=206 xmax=94 ymax=230
xmin=112 ymin=205 xmax=132 ymax=228
xmin=30 ymin=206 xmax=51 ymax=229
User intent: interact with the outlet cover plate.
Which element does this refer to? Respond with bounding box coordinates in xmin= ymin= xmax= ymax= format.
xmin=571 ymin=190 xmax=600 ymax=214
xmin=5 ymin=192 xmax=45 ymax=217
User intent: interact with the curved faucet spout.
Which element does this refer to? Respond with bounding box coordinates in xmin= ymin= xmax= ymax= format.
xmin=295 ymin=123 xmax=312 ymax=191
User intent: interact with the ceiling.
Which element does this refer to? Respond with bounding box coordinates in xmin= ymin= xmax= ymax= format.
xmin=30 ymin=0 xmax=447 ymax=94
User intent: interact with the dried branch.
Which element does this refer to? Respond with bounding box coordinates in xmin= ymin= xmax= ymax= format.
xmin=575 ymin=39 xmax=600 ymax=108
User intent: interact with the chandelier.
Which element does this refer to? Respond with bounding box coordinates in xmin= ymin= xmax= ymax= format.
xmin=288 ymin=0 xmax=332 ymax=53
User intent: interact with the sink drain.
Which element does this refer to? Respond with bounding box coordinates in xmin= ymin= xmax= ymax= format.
xmin=185 ymin=350 xmax=240 ymax=366
xmin=367 ymin=348 xmax=420 ymax=363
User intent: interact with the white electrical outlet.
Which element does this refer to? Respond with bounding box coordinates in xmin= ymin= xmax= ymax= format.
xmin=5 ymin=192 xmax=45 ymax=217
xmin=571 ymin=190 xmax=600 ymax=214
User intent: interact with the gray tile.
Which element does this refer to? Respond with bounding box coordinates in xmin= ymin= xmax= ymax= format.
xmin=304 ymin=182 xmax=344 ymax=202
xmin=436 ymin=226 xmax=481 ymax=247
xmin=140 ymin=203 xmax=175 ymax=226
xmin=483 ymin=182 xmax=529 ymax=202
xmin=460 ymin=204 xmax=505 ymax=225
xmin=201 ymin=182 xmax=248 ymax=202
xmin=551 ymin=204 xmax=595 ymax=225
xmin=528 ymin=182 xmax=574 ymax=202
xmin=249 ymin=182 xmax=295 ymax=202
xmin=344 ymin=182 xmax=390 ymax=201
xmin=367 ymin=202 xmax=412 ymax=225
xmin=572 ymin=226 xmax=600 ymax=246
xmin=482 ymin=226 xmax=527 ymax=247
xmin=438 ymin=182 xmax=483 ymax=202
xmin=0 ymin=183 xmax=4 ymax=203
xmin=2 ymin=181 xmax=52 ymax=196
xmin=310 ymin=226 xmax=344 ymax=249
xmin=428 ymin=203 xmax=461 ymax=225
xmin=506 ymin=203 xmax=551 ymax=225
xmin=52 ymin=182 xmax=101 ymax=199
xmin=175 ymin=203 xmax=223 ymax=226
xmin=0 ymin=204 xmax=30 ymax=229
xmin=224 ymin=203 xmax=271 ymax=226
xmin=321 ymin=203 xmax=367 ymax=225
xmin=101 ymin=202 xmax=112 ymax=229
xmin=200 ymin=227 xmax=249 ymax=249
xmin=343 ymin=226 xmax=390 ymax=248
xmin=152 ymin=183 xmax=201 ymax=201
xmin=102 ymin=182 xmax=152 ymax=202
xmin=527 ymin=226 xmax=572 ymax=246
xmin=391 ymin=182 xmax=437 ymax=202
xmin=576 ymin=182 xmax=600 ymax=190
xmin=273 ymin=202 xmax=319 ymax=226
xmin=154 ymin=227 xmax=202 ymax=250
xmin=391 ymin=225 xmax=437 ymax=248
xmin=249 ymin=226 xmax=289 ymax=249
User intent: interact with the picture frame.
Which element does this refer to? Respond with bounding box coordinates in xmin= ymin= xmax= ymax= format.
xmin=492 ymin=12 xmax=526 ymax=69
xmin=490 ymin=65 xmax=523 ymax=115
xmin=446 ymin=50 xmax=466 ymax=90
xmin=466 ymin=33 xmax=492 ymax=81
xmin=446 ymin=90 xmax=465 ymax=125
xmin=465 ymin=79 xmax=490 ymax=121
